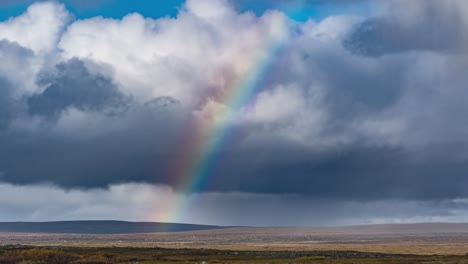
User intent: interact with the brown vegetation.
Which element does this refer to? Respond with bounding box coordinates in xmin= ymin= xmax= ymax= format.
xmin=0 ymin=245 xmax=468 ymax=264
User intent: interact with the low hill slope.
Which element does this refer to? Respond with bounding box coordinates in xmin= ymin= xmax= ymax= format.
xmin=0 ymin=220 xmax=225 ymax=234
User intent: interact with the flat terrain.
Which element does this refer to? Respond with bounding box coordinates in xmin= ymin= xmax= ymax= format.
xmin=2 ymin=223 xmax=468 ymax=263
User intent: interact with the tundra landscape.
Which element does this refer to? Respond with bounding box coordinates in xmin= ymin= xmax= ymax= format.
xmin=2 ymin=222 xmax=468 ymax=263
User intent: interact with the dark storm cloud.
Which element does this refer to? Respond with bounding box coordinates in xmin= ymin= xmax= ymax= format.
xmin=0 ymin=55 xmax=184 ymax=187
xmin=344 ymin=0 xmax=466 ymax=56
xmin=0 ymin=40 xmax=32 ymax=128
xmin=28 ymin=58 xmax=129 ymax=118
xmin=0 ymin=99 xmax=185 ymax=188
xmin=0 ymin=78 xmax=17 ymax=128
xmin=2 ymin=123 xmax=468 ymax=201
xmin=0 ymin=123 xmax=166 ymax=188
xmin=344 ymin=19 xmax=464 ymax=57
xmin=207 ymin=143 xmax=468 ymax=200
xmin=308 ymin=49 xmax=406 ymax=118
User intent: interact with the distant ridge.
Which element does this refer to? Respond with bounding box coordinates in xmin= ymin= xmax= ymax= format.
xmin=0 ymin=221 xmax=226 ymax=234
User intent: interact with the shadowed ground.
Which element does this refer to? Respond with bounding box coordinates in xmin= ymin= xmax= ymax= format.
xmin=1 ymin=245 xmax=468 ymax=263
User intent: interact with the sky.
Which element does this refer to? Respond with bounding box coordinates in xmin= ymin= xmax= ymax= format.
xmin=0 ymin=0 xmax=468 ymax=226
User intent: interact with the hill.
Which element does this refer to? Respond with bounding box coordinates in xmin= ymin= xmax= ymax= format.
xmin=0 ymin=220 xmax=225 ymax=234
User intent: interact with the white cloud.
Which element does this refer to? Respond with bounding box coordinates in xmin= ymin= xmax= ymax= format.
xmin=0 ymin=2 xmax=70 ymax=96
xmin=184 ymin=0 xmax=234 ymax=20
xmin=248 ymin=85 xmax=305 ymax=123
xmin=58 ymin=1 xmax=289 ymax=107
xmin=0 ymin=2 xmax=69 ymax=54
xmin=245 ymin=84 xmax=326 ymax=144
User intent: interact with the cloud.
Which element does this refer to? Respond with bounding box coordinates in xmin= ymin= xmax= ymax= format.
xmin=0 ymin=40 xmax=35 ymax=128
xmin=0 ymin=39 xmax=37 ymax=94
xmin=57 ymin=1 xmax=289 ymax=106
xmin=1 ymin=182 xmax=468 ymax=226
xmin=0 ymin=79 xmax=17 ymax=128
xmin=0 ymin=0 xmax=467 ymax=209
xmin=0 ymin=2 xmax=69 ymax=53
xmin=28 ymin=58 xmax=129 ymax=118
xmin=344 ymin=0 xmax=468 ymax=56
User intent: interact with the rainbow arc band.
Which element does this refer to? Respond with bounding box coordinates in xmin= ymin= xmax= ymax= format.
xmin=161 ymin=15 xmax=292 ymax=225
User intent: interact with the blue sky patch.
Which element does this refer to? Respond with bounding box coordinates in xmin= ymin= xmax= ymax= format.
xmin=0 ymin=0 xmax=371 ymax=21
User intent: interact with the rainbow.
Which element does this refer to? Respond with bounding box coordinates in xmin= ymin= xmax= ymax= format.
xmin=159 ymin=11 xmax=295 ymax=225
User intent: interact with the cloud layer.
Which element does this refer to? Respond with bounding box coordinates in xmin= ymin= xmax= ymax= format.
xmin=1 ymin=0 xmax=468 ymax=224
xmin=1 ymin=182 xmax=468 ymax=226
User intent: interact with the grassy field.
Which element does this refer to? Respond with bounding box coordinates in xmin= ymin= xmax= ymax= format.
xmin=1 ymin=245 xmax=468 ymax=264
xmin=2 ymin=224 xmax=468 ymax=263
xmin=4 ymin=224 xmax=468 ymax=255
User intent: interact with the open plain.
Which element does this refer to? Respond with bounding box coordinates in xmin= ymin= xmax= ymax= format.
xmin=2 ymin=223 xmax=468 ymax=263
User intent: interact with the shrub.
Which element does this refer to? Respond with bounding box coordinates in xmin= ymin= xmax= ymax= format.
xmin=5 ymin=248 xmax=78 ymax=264
xmin=0 ymin=256 xmax=21 ymax=264
xmin=70 ymin=254 xmax=113 ymax=264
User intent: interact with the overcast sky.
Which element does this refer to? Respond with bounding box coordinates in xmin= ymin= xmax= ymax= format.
xmin=0 ymin=0 xmax=468 ymax=226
